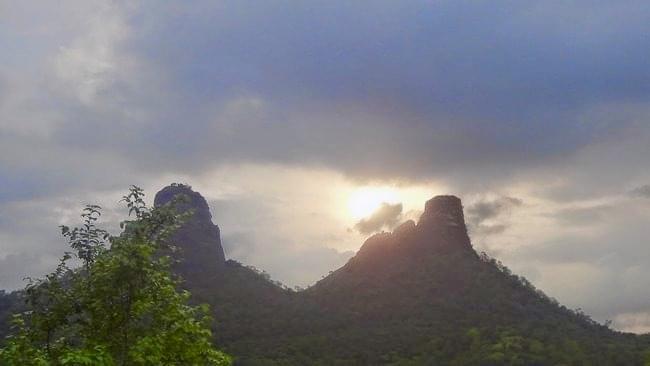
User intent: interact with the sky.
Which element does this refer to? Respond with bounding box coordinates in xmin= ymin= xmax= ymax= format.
xmin=1 ymin=0 xmax=649 ymax=333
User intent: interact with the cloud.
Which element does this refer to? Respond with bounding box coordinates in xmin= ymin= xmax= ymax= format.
xmin=630 ymin=185 xmax=650 ymax=198
xmin=219 ymin=210 xmax=356 ymax=288
xmin=354 ymin=203 xmax=403 ymax=234
xmin=549 ymin=204 xmax=613 ymax=226
xmin=468 ymin=197 xmax=523 ymax=223
xmin=223 ymin=230 xmax=354 ymax=288
xmin=485 ymin=196 xmax=650 ymax=329
xmin=2 ymin=0 xmax=650 ymax=333
xmin=4 ymin=0 xmax=650 ymax=193
xmin=614 ymin=311 xmax=650 ymax=334
xmin=0 ymin=189 xmax=126 ymax=289
xmin=0 ymin=252 xmax=53 ymax=290
xmin=466 ymin=196 xmax=523 ymax=236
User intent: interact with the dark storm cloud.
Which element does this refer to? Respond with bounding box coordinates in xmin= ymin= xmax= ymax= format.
xmin=354 ymin=203 xmax=403 ymax=235
xmin=4 ymin=1 xmax=650 ymax=193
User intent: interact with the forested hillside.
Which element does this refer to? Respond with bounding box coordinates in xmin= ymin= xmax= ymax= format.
xmin=2 ymin=185 xmax=649 ymax=365
xmin=158 ymin=185 xmax=650 ymax=365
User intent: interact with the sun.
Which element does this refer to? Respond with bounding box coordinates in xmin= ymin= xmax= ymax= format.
xmin=347 ymin=186 xmax=400 ymax=220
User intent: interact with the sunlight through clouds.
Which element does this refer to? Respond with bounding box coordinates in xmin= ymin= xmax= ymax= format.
xmin=1 ymin=0 xmax=650 ymax=333
xmin=347 ymin=186 xmax=400 ymax=220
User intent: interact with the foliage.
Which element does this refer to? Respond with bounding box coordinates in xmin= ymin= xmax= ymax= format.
xmin=0 ymin=291 xmax=23 ymax=343
xmin=0 ymin=186 xmax=231 ymax=366
xmin=201 ymin=248 xmax=650 ymax=365
xmin=2 ymin=184 xmax=650 ymax=364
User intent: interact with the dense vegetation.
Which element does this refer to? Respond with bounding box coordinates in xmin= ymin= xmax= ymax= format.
xmin=189 ymin=193 xmax=650 ymax=365
xmin=0 ymin=290 xmax=22 ymax=343
xmin=2 ymin=185 xmax=650 ymax=365
xmin=199 ymin=249 xmax=650 ymax=365
xmin=0 ymin=187 xmax=230 ymax=365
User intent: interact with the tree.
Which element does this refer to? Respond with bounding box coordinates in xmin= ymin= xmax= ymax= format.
xmin=0 ymin=186 xmax=231 ymax=365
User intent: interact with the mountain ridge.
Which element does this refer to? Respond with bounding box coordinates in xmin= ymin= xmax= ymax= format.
xmin=2 ymin=184 xmax=649 ymax=365
xmin=154 ymin=184 xmax=650 ymax=365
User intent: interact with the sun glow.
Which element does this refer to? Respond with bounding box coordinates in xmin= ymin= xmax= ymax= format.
xmin=347 ymin=186 xmax=401 ymax=220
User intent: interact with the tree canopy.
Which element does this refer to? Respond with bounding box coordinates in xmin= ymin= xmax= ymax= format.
xmin=0 ymin=186 xmax=231 ymax=366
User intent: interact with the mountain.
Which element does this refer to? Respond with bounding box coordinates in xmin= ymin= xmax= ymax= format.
xmin=154 ymin=184 xmax=227 ymax=287
xmin=156 ymin=185 xmax=650 ymax=365
xmin=1 ymin=184 xmax=649 ymax=364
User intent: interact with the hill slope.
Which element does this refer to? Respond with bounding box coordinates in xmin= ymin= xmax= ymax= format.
xmin=156 ymin=185 xmax=650 ymax=365
xmin=2 ymin=185 xmax=649 ymax=364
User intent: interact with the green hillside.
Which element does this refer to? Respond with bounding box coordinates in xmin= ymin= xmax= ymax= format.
xmin=2 ymin=185 xmax=649 ymax=365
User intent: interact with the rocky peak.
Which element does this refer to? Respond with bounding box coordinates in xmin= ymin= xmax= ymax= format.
xmin=154 ymin=184 xmax=212 ymax=222
xmin=153 ymin=184 xmax=226 ymax=286
xmin=418 ymin=195 xmax=466 ymax=229
xmin=414 ymin=195 xmax=472 ymax=252
xmin=393 ymin=220 xmax=416 ymax=236
xmin=315 ymin=194 xmax=474 ymax=292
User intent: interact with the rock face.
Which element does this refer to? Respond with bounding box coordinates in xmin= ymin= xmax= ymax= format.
xmin=361 ymin=195 xmax=472 ymax=259
xmin=416 ymin=195 xmax=472 ymax=252
xmin=421 ymin=195 xmax=466 ymax=228
xmin=153 ymin=184 xmax=226 ymax=287
xmin=141 ymin=187 xmax=643 ymax=364
xmin=2 ymin=186 xmax=642 ymax=364
xmin=310 ymin=195 xmax=475 ymax=294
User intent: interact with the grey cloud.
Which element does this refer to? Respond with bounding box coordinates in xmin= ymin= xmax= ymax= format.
xmin=0 ymin=189 xmax=133 ymax=290
xmin=203 ymin=192 xmax=358 ymax=288
xmin=4 ymin=0 xmax=650 ymax=196
xmin=550 ymin=204 xmax=613 ymax=226
xmin=222 ymin=231 xmax=256 ymax=263
xmin=0 ymin=252 xmax=56 ymax=290
xmin=354 ymin=203 xmax=403 ymax=235
xmin=614 ymin=312 xmax=650 ymax=334
xmin=630 ymin=185 xmax=650 ymax=198
xmin=501 ymin=198 xmax=650 ymax=325
xmin=2 ymin=0 xmax=650 ymax=333
xmin=467 ymin=196 xmax=523 ymax=236
xmin=476 ymin=224 xmax=508 ymax=236
xmin=520 ymin=119 xmax=650 ymax=202
xmin=223 ymin=231 xmax=353 ymax=288
xmin=468 ymin=197 xmax=523 ymax=223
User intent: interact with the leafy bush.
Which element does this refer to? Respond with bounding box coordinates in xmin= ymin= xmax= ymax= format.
xmin=0 ymin=186 xmax=231 ymax=366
